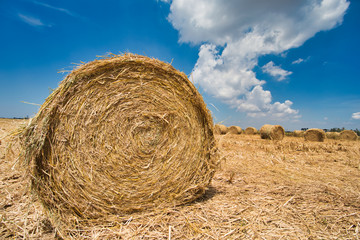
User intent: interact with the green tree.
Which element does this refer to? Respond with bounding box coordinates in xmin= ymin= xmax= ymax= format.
xmin=353 ymin=128 xmax=360 ymax=136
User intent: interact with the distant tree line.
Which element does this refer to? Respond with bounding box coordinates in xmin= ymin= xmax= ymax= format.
xmin=0 ymin=116 xmax=30 ymax=119
xmin=328 ymin=127 xmax=360 ymax=136
xmin=301 ymin=127 xmax=360 ymax=136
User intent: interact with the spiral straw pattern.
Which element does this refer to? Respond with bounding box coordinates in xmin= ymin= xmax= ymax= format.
xmin=21 ymin=54 xmax=218 ymax=233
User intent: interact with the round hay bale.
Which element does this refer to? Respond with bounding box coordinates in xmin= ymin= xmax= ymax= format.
xmin=260 ymin=124 xmax=285 ymax=140
xmin=226 ymin=126 xmax=242 ymax=135
xmin=244 ymin=127 xmax=257 ymax=135
xmin=326 ymin=132 xmax=340 ymax=140
xmin=20 ymin=54 xmax=218 ymax=232
xmin=214 ymin=124 xmax=227 ymax=135
xmin=339 ymin=130 xmax=358 ymax=141
xmin=293 ymin=130 xmax=304 ymax=137
xmin=304 ymin=128 xmax=326 ymax=142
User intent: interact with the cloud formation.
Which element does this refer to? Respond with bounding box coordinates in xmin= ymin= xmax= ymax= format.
xmin=18 ymin=13 xmax=50 ymax=27
xmin=32 ymin=1 xmax=85 ymax=21
xmin=352 ymin=112 xmax=360 ymax=120
xmin=292 ymin=58 xmax=304 ymax=64
xmin=165 ymin=0 xmax=349 ymax=119
xmin=262 ymin=61 xmax=292 ymax=81
xmin=33 ymin=1 xmax=75 ymax=17
xmin=292 ymin=57 xmax=310 ymax=64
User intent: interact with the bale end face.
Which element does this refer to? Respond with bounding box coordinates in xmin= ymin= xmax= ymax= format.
xmin=244 ymin=127 xmax=257 ymax=135
xmin=20 ymin=53 xmax=219 ymax=234
xmin=260 ymin=124 xmax=285 ymax=140
xmin=226 ymin=126 xmax=242 ymax=135
xmin=214 ymin=124 xmax=227 ymax=135
xmin=304 ymin=128 xmax=326 ymax=142
xmin=293 ymin=130 xmax=304 ymax=137
xmin=339 ymin=130 xmax=358 ymax=141
xmin=326 ymin=132 xmax=340 ymax=140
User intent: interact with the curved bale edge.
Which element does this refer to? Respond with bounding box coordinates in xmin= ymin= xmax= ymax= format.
xmin=19 ymin=53 xmax=219 ymax=235
xmin=339 ymin=130 xmax=358 ymax=141
xmin=214 ymin=124 xmax=228 ymax=135
xmin=226 ymin=126 xmax=242 ymax=135
xmin=244 ymin=127 xmax=257 ymax=135
xmin=326 ymin=132 xmax=340 ymax=140
xmin=304 ymin=128 xmax=326 ymax=142
xmin=260 ymin=124 xmax=285 ymax=140
xmin=293 ymin=130 xmax=304 ymax=137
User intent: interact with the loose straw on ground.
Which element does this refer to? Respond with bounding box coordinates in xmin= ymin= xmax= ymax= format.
xmin=19 ymin=53 xmax=219 ymax=236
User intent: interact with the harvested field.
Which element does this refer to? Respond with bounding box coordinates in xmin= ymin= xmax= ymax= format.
xmin=1 ymin=119 xmax=360 ymax=239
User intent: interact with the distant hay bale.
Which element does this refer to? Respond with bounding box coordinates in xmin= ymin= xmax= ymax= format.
xmin=226 ymin=126 xmax=242 ymax=135
xmin=214 ymin=124 xmax=227 ymax=135
xmin=326 ymin=132 xmax=340 ymax=140
xmin=244 ymin=127 xmax=257 ymax=135
xmin=293 ymin=130 xmax=304 ymax=137
xmin=339 ymin=130 xmax=358 ymax=141
xmin=304 ymin=128 xmax=326 ymax=142
xmin=260 ymin=124 xmax=285 ymax=140
xmin=19 ymin=54 xmax=218 ymax=234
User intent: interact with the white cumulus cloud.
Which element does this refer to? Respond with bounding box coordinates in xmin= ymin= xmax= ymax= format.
xmin=262 ymin=61 xmax=292 ymax=81
xmin=165 ymin=0 xmax=349 ymax=119
xmin=352 ymin=112 xmax=360 ymax=120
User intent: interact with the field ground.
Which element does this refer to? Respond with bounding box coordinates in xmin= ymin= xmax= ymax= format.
xmin=1 ymin=118 xmax=359 ymax=239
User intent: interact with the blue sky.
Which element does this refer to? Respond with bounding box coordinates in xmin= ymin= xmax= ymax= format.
xmin=0 ymin=0 xmax=359 ymax=131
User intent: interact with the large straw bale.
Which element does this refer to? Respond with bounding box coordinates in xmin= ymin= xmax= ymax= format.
xmin=304 ymin=128 xmax=326 ymax=142
xmin=293 ymin=130 xmax=304 ymax=137
xmin=326 ymin=132 xmax=340 ymax=140
xmin=339 ymin=130 xmax=358 ymax=141
xmin=214 ymin=124 xmax=227 ymax=135
xmin=226 ymin=126 xmax=242 ymax=135
xmin=260 ymin=124 xmax=285 ymax=140
xmin=244 ymin=127 xmax=257 ymax=135
xmin=19 ymin=54 xmax=218 ymax=234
